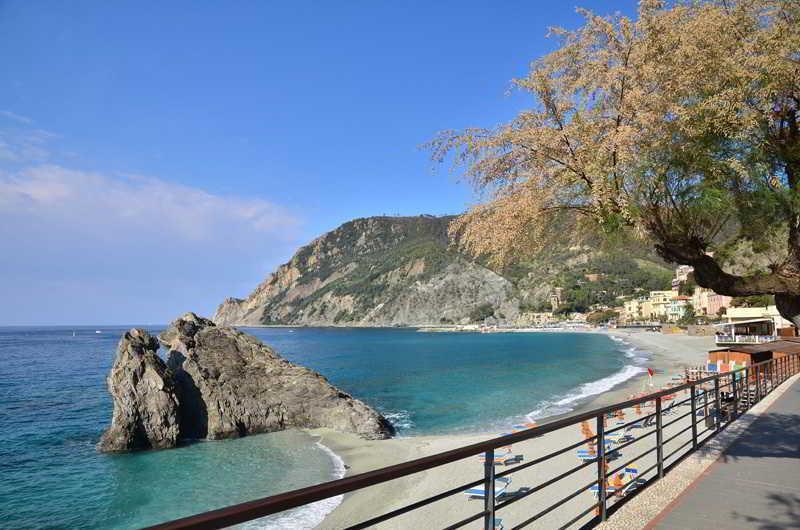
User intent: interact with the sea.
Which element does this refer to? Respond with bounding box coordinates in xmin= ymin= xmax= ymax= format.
xmin=0 ymin=326 xmax=649 ymax=529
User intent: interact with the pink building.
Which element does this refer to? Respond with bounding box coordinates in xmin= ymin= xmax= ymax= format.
xmin=698 ymin=290 xmax=732 ymax=316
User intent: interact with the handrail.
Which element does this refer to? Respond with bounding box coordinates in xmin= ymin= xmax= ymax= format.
xmin=144 ymin=354 xmax=799 ymax=530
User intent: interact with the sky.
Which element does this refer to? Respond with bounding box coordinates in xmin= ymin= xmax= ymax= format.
xmin=0 ymin=1 xmax=638 ymax=325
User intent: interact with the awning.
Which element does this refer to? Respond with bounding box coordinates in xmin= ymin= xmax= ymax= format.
xmin=713 ymin=318 xmax=774 ymax=327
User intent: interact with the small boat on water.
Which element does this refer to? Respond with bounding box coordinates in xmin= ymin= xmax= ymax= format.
xmin=95 ymin=330 xmax=102 ymax=334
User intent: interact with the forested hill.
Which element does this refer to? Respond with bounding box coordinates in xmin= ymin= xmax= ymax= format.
xmin=214 ymin=215 xmax=672 ymax=326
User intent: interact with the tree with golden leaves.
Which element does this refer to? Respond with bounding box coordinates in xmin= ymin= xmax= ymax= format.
xmin=432 ymin=0 xmax=800 ymax=325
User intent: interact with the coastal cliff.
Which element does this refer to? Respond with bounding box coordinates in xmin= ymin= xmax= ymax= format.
xmin=214 ymin=215 xmax=519 ymax=326
xmin=214 ymin=215 xmax=675 ymax=327
xmin=98 ymin=313 xmax=393 ymax=452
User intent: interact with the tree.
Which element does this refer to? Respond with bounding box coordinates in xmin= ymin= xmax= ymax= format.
xmin=678 ymin=273 xmax=697 ymax=297
xmin=431 ymin=1 xmax=800 ymax=326
xmin=469 ymin=302 xmax=495 ymax=322
xmin=731 ymin=294 xmax=774 ymax=308
xmin=678 ymin=304 xmax=696 ymax=326
xmin=587 ymin=309 xmax=619 ymax=325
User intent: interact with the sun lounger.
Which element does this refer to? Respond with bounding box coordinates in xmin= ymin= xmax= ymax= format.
xmin=626 ymin=414 xmax=657 ymax=430
xmin=620 ymin=467 xmax=644 ymax=496
xmin=463 ymin=477 xmax=512 ymax=499
xmin=590 ymin=483 xmax=618 ymax=496
xmin=479 ymin=453 xmax=523 ymax=465
xmin=606 ymin=431 xmax=635 ymax=444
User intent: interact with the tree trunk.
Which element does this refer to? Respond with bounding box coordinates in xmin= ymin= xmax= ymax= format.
xmin=657 ymin=240 xmax=800 ymax=326
xmin=776 ymin=293 xmax=800 ymax=330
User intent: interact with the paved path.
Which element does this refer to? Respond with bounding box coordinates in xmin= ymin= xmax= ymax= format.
xmin=650 ymin=380 xmax=800 ymax=530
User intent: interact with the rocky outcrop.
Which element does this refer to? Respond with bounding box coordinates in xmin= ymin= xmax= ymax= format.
xmin=97 ymin=329 xmax=181 ymax=452
xmin=98 ymin=314 xmax=393 ymax=452
xmin=213 ymin=215 xmax=521 ymax=326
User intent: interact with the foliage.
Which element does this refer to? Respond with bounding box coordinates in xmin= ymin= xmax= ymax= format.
xmin=678 ymin=275 xmax=697 ymax=297
xmin=469 ymin=302 xmax=495 ymax=322
xmin=432 ymin=0 xmax=800 ymax=322
xmin=731 ymin=295 xmax=775 ymax=308
xmin=677 ymin=303 xmax=697 ymax=325
xmin=587 ymin=309 xmax=619 ymax=325
xmin=553 ymin=254 xmax=671 ymax=312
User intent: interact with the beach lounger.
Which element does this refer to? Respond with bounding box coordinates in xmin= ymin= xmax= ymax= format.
xmin=479 ymin=453 xmax=523 ymax=466
xmin=590 ymin=483 xmax=618 ymax=497
xmin=577 ymin=447 xmax=620 ymax=461
xmin=620 ymin=468 xmax=645 ymax=496
xmin=662 ymin=401 xmax=678 ymax=415
xmin=463 ymin=477 xmax=512 ymax=499
xmin=606 ymin=431 xmax=635 ymax=444
xmin=626 ymin=414 xmax=657 ymax=430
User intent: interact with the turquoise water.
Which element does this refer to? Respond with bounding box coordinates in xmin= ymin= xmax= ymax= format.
xmin=0 ymin=326 xmax=646 ymax=529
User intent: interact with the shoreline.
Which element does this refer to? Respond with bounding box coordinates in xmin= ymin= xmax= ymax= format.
xmin=312 ymin=329 xmax=715 ymax=529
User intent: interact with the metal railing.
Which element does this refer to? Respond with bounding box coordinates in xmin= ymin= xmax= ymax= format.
xmin=715 ymin=334 xmax=777 ymax=345
xmin=145 ymin=354 xmax=800 ymax=530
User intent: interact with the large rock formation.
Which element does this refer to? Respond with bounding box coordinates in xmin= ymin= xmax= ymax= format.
xmin=213 ymin=214 xmax=676 ymax=327
xmin=214 ymin=215 xmax=520 ymax=326
xmin=97 ymin=329 xmax=181 ymax=452
xmin=98 ymin=313 xmax=393 ymax=452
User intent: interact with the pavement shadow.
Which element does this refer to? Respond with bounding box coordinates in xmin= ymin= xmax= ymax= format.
xmin=732 ymin=492 xmax=800 ymax=530
xmin=717 ymin=411 xmax=800 ymax=463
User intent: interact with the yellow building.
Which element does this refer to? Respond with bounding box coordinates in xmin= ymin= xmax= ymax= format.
xmin=647 ymin=290 xmax=674 ymax=319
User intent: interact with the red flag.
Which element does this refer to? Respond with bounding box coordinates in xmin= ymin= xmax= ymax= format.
xmin=647 ymin=368 xmax=654 ymax=377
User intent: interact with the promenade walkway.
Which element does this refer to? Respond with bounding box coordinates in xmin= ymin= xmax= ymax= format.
xmin=649 ymin=379 xmax=800 ymax=530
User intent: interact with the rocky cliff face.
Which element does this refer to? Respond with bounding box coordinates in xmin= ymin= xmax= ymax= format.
xmin=98 ymin=313 xmax=393 ymax=452
xmin=160 ymin=313 xmax=394 ymax=440
xmin=97 ymin=329 xmax=181 ymax=452
xmin=214 ymin=215 xmax=520 ymax=326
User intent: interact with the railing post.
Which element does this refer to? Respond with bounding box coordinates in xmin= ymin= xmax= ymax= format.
xmin=690 ymin=384 xmax=697 ymax=449
xmin=483 ymin=450 xmax=495 ymax=530
xmin=770 ymin=359 xmax=775 ymax=391
xmin=755 ymin=364 xmax=761 ymax=402
xmin=714 ymin=376 xmax=721 ymax=430
xmin=731 ymin=371 xmax=738 ymax=419
xmin=656 ymin=397 xmax=664 ymax=479
xmin=744 ymin=367 xmax=750 ymax=408
xmin=596 ymin=414 xmax=607 ymax=522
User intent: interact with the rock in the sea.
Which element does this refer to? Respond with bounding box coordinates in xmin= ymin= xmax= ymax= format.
xmin=97 ymin=329 xmax=181 ymax=452
xmin=160 ymin=312 xmax=394 ymax=440
xmin=98 ymin=313 xmax=394 ymax=452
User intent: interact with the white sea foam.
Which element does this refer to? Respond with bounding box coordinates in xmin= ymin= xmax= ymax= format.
xmin=526 ymin=364 xmax=646 ymax=421
xmin=237 ymin=442 xmax=346 ymax=530
xmin=382 ymin=409 xmax=414 ymax=431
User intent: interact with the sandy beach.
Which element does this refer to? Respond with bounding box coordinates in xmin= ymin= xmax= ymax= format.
xmin=310 ymin=329 xmax=717 ymax=529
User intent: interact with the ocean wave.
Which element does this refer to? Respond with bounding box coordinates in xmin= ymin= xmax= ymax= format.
xmin=237 ymin=442 xmax=346 ymax=530
xmin=526 ymin=364 xmax=646 ymax=421
xmin=382 ymin=409 xmax=415 ymax=431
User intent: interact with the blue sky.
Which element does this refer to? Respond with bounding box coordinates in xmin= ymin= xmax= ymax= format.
xmin=0 ymin=1 xmax=637 ymax=325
